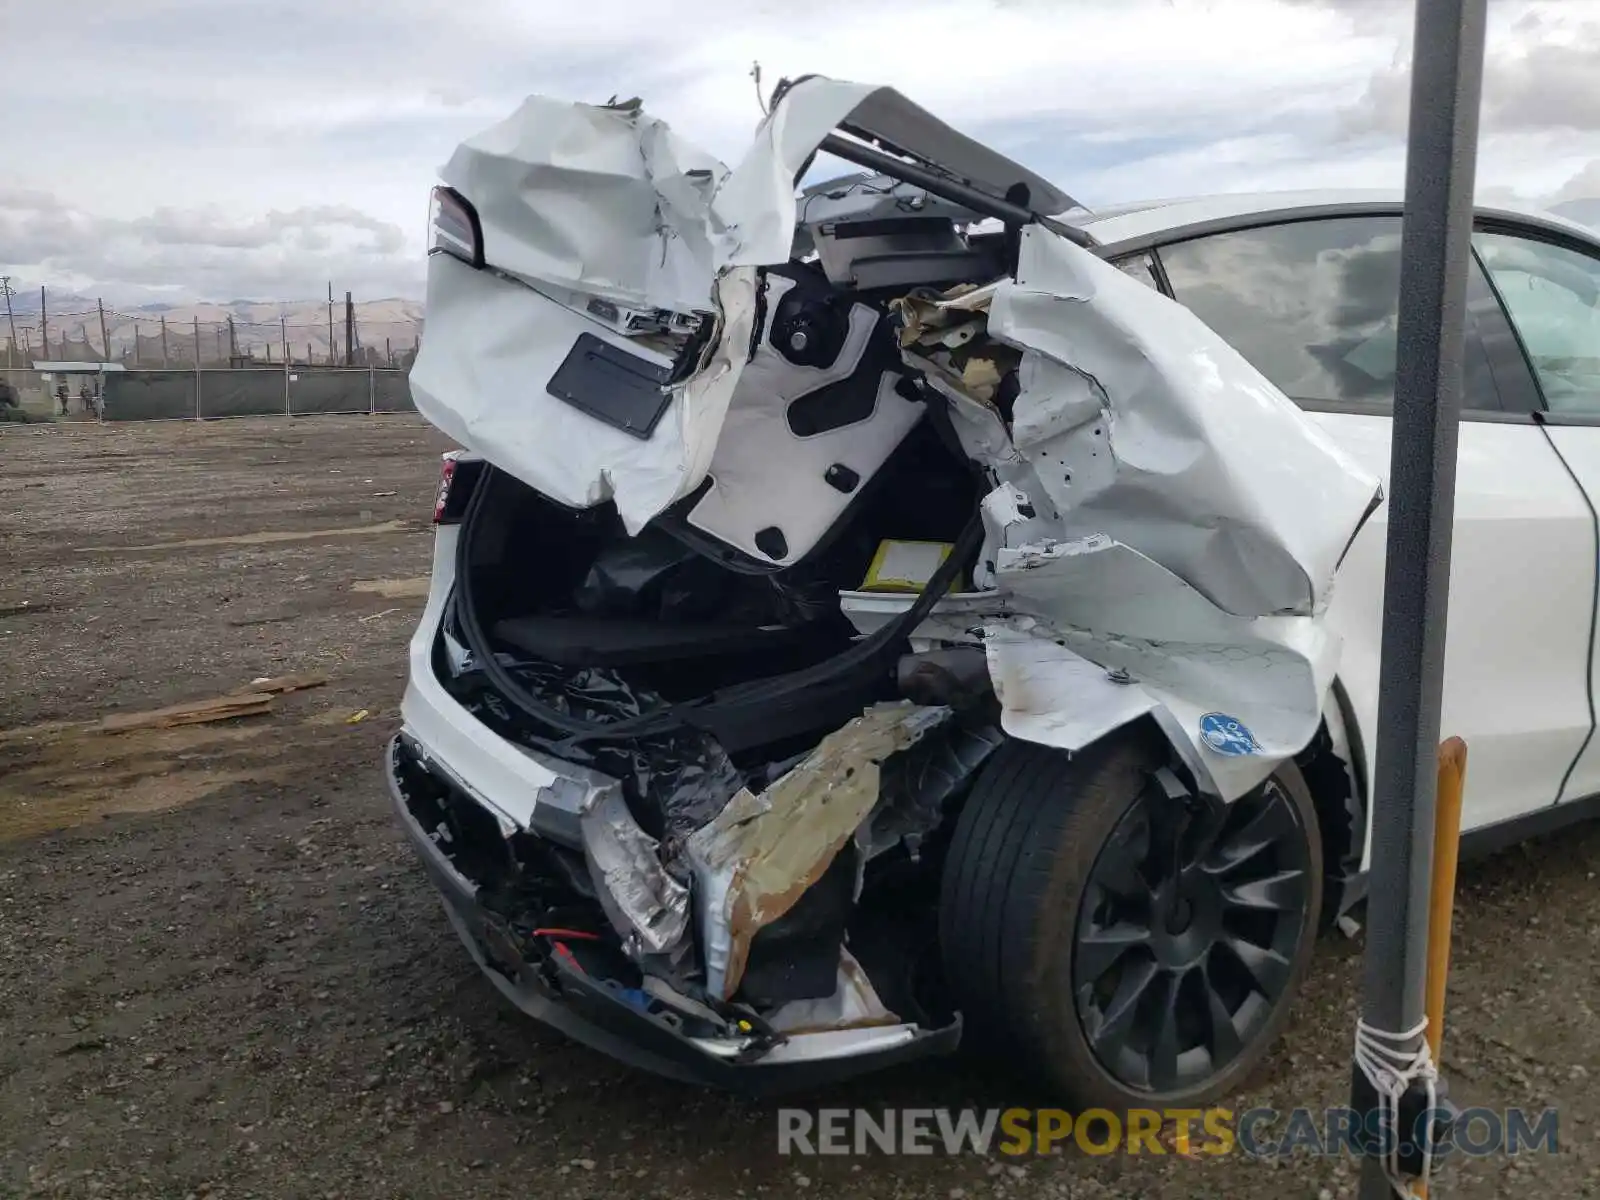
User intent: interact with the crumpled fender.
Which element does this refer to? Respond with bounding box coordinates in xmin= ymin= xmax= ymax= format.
xmin=966 ymin=228 xmax=1381 ymax=798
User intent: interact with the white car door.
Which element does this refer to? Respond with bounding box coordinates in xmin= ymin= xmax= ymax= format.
xmin=1145 ymin=213 xmax=1596 ymax=832
xmin=1476 ymin=226 xmax=1600 ymax=807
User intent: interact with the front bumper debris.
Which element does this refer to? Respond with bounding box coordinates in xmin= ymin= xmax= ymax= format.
xmin=387 ymin=736 xmax=960 ymax=1091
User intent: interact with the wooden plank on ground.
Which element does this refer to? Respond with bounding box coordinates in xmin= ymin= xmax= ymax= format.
xmin=240 ymin=672 xmax=329 ymax=695
xmin=92 ymin=693 xmax=275 ymax=734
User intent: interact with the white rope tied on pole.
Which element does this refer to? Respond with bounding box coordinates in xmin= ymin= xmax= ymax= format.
xmin=1353 ymin=1015 xmax=1439 ymax=1198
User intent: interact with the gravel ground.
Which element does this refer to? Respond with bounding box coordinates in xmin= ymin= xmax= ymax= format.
xmin=1 ymin=416 xmax=1597 ymax=1199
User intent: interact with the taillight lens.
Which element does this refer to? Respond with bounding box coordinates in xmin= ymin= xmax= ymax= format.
xmin=432 ymin=452 xmax=483 ymax=524
xmin=430 ymin=186 xmax=482 ymax=267
xmin=432 ymin=454 xmax=458 ymax=523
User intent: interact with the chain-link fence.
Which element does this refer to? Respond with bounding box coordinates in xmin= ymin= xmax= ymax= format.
xmin=1 ymin=296 xmax=422 ymax=370
xmin=0 ymin=366 xmax=417 ymax=422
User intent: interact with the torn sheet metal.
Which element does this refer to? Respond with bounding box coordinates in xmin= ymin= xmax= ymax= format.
xmin=988 ymin=226 xmax=1383 ymax=619
xmin=579 ymin=789 xmax=690 ymax=957
xmin=438 ymin=95 xmax=727 ymax=314
xmin=987 ymin=532 xmax=1345 ymax=798
xmin=710 ymin=76 xmax=1076 ymax=267
xmin=409 ymin=255 xmax=759 ymax=532
xmin=685 ymin=703 xmax=950 ymax=1001
xmin=767 ymin=948 xmax=899 ymax=1034
xmin=412 ymin=77 xmax=1072 ymax=534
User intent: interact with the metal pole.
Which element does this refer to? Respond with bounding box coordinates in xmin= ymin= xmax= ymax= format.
xmin=160 ymin=316 xmax=169 ymax=368
xmin=345 ymin=290 xmax=355 ymax=366
xmin=327 ymin=282 xmax=335 ymax=366
xmin=97 ymin=299 xmax=111 ymax=363
xmin=1 ymin=277 xmax=18 ymax=368
xmin=1352 ymin=2 xmax=1487 ymax=1197
xmin=193 ymin=317 xmax=203 ymax=419
xmin=368 ymin=365 xmax=376 ymax=414
xmin=40 ymin=287 xmax=48 ymax=360
xmin=281 ymin=316 xmax=288 ymax=365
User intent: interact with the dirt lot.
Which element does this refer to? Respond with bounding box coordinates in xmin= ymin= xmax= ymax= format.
xmin=1 ymin=415 xmax=1598 ymax=1199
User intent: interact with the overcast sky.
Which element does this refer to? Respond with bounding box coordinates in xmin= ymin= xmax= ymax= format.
xmin=2 ymin=0 xmax=1599 ymax=305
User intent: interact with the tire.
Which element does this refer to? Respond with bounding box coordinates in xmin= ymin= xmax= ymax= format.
xmin=939 ymin=729 xmax=1323 ymax=1110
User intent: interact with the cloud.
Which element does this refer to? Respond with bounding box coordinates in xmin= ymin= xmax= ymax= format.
xmin=0 ymin=191 xmax=420 ymax=304
xmin=1340 ymin=3 xmax=1600 ymax=137
xmin=1 ymin=0 xmax=1594 ymax=302
xmin=1555 ymin=160 xmax=1600 ymax=203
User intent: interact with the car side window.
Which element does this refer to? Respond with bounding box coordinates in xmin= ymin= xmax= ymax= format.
xmin=1474 ymin=232 xmax=1600 ymax=413
xmin=1156 ymin=216 xmax=1504 ymax=411
xmin=1112 ymin=253 xmax=1161 ymax=291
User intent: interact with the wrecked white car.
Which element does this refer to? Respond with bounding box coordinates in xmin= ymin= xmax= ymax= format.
xmin=391 ymin=76 xmax=1390 ymax=1106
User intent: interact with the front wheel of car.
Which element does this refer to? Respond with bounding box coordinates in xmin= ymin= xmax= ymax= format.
xmin=939 ymin=729 xmax=1322 ymax=1110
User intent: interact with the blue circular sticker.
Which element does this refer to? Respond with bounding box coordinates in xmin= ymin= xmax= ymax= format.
xmin=1199 ymin=713 xmax=1260 ymax=757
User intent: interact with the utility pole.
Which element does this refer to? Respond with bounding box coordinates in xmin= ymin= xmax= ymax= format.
xmin=1 ymin=276 xmax=17 ymax=369
xmin=326 ymin=282 xmax=335 ymax=366
xmin=1350 ymin=1 xmax=1488 ymax=1198
xmin=40 ymin=286 xmax=48 ymax=360
xmin=344 ymin=291 xmax=354 ymax=366
xmin=133 ymin=323 xmax=140 ymax=367
xmin=227 ymin=315 xmax=238 ymax=365
xmin=97 ymin=299 xmax=111 ymax=363
xmin=192 ymin=317 xmax=201 ymax=365
xmin=280 ymin=316 xmax=288 ymax=364
xmin=385 ymin=336 xmax=392 ymax=368
xmin=160 ymin=316 xmax=169 ymax=367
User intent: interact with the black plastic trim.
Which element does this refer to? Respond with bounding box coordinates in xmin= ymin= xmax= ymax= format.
xmin=1459 ymin=787 xmax=1600 ymax=860
xmin=1291 ymin=399 xmax=1535 ymax=422
xmin=429 ymin=186 xmax=485 ymax=270
xmin=545 ymin=333 xmax=674 ymax=441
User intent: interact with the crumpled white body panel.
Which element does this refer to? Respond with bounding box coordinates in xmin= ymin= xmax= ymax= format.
xmin=412 ymin=77 xmax=1381 ymax=797
xmin=441 ymin=95 xmax=728 ymax=314
xmin=941 ymin=228 xmax=1379 ymax=795
xmin=989 ymin=228 xmax=1381 ymax=618
xmin=411 ymin=76 xmax=1071 ymax=534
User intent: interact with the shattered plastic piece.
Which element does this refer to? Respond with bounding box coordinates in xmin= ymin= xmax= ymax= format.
xmin=864 ymin=718 xmax=1005 ymax=860
xmin=640 ymin=974 xmax=728 ymax=1026
xmin=580 ymin=789 xmax=690 ymax=957
xmin=896 ymin=648 xmax=994 ymax=710
xmin=444 ymin=656 xmax=744 ymax=865
xmin=685 ymin=702 xmax=951 ymax=1001
xmin=767 ymin=949 xmax=899 ymax=1033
